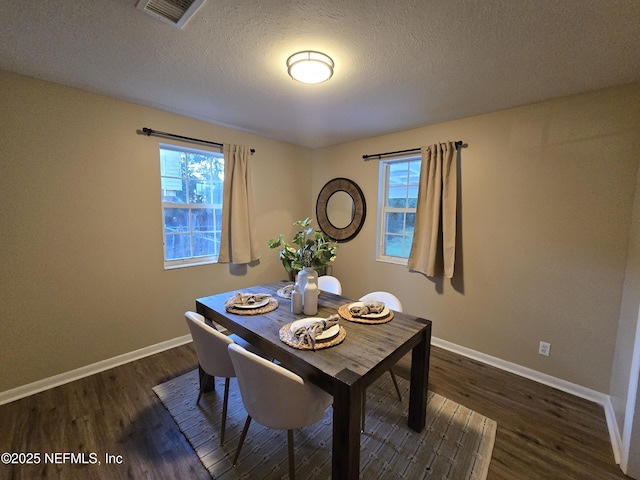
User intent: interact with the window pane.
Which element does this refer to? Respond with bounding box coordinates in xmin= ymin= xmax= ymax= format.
xmin=406 ymin=213 xmax=415 ymax=234
xmin=188 ymin=178 xmax=210 ymax=204
xmin=160 ymin=149 xmax=187 ymax=203
xmin=407 ymin=186 xmax=418 ymax=208
xmin=389 ymin=162 xmax=409 ymax=184
xmin=164 ymin=208 xmax=189 ymax=233
xmin=387 ymin=186 xmax=407 ymax=208
xmin=193 ymin=233 xmax=217 ymax=257
xmin=386 ymin=212 xmax=405 ymax=234
xmin=165 ymin=233 xmax=191 ymax=260
xmin=408 ymin=160 xmax=421 ymax=185
xmin=384 ymin=234 xmax=403 ymax=257
xmin=401 ymin=235 xmax=411 ymax=258
xmin=188 ymin=155 xmax=213 ymax=204
xmin=160 ymin=149 xmax=185 ymax=177
xmin=161 ymin=178 xmax=186 ymax=203
xmin=214 ymin=207 xmax=222 ymax=232
xmin=192 ymin=208 xmax=214 ymax=232
xmin=212 ymin=179 xmax=223 ymax=204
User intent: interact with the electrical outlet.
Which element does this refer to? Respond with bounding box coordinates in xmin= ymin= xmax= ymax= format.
xmin=539 ymin=341 xmax=551 ymax=357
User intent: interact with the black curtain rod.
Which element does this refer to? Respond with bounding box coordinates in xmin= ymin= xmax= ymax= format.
xmin=362 ymin=141 xmax=463 ymax=161
xmin=139 ymin=127 xmax=255 ymax=154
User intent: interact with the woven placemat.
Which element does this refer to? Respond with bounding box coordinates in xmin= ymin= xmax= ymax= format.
xmin=337 ymin=303 xmax=394 ymax=324
xmin=225 ymin=297 xmax=279 ymax=315
xmin=279 ymin=322 xmax=346 ymax=350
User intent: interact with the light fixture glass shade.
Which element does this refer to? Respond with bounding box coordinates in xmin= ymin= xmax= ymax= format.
xmin=287 ymin=51 xmax=334 ymax=84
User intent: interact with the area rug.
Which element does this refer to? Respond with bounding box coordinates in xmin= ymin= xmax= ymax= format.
xmin=153 ymin=369 xmax=496 ymax=479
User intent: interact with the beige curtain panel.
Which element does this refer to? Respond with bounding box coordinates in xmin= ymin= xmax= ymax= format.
xmin=218 ymin=144 xmax=260 ymax=264
xmin=408 ymin=141 xmax=457 ymax=278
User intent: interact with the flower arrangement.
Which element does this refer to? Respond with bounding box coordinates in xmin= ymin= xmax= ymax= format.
xmin=268 ymin=217 xmax=338 ymax=279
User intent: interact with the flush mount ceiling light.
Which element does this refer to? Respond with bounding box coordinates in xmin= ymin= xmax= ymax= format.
xmin=286 ymin=51 xmax=334 ymax=84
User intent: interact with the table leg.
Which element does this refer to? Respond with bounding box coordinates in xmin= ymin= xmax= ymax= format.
xmin=332 ymin=369 xmax=362 ymax=480
xmin=408 ymin=327 xmax=431 ymax=431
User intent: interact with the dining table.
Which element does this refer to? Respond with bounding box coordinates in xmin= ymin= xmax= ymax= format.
xmin=195 ymin=281 xmax=432 ymax=480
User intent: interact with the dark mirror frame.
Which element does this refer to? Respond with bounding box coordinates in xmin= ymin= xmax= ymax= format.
xmin=316 ymin=177 xmax=366 ymax=242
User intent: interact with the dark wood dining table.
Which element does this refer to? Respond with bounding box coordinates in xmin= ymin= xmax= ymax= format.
xmin=195 ymin=281 xmax=431 ymax=480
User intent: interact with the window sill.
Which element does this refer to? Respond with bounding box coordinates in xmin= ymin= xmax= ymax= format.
xmin=164 ymin=259 xmax=217 ymax=270
xmin=375 ymin=256 xmax=408 ymax=266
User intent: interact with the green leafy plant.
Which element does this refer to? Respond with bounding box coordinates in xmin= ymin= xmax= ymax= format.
xmin=268 ymin=217 xmax=337 ymax=277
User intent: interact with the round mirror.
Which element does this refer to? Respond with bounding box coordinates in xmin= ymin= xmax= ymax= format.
xmin=316 ymin=178 xmax=366 ymax=242
xmin=326 ymin=191 xmax=354 ymax=228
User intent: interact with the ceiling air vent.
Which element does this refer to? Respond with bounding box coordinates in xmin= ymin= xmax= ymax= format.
xmin=136 ymin=0 xmax=205 ymax=29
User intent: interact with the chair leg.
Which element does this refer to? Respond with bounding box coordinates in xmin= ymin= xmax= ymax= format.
xmin=197 ymin=371 xmax=210 ymax=404
xmin=220 ymin=377 xmax=230 ymax=445
xmin=287 ymin=430 xmax=295 ymax=480
xmin=389 ymin=369 xmax=403 ymax=402
xmin=232 ymin=415 xmax=252 ymax=467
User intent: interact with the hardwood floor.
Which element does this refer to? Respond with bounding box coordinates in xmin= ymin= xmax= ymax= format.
xmin=397 ymin=348 xmax=629 ymax=480
xmin=0 ymin=344 xmax=629 ymax=479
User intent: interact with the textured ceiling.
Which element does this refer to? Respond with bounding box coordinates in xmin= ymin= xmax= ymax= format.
xmin=1 ymin=0 xmax=639 ymax=148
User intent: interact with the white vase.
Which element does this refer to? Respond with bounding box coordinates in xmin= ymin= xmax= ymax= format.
xmin=298 ymin=267 xmax=318 ymax=315
xmin=297 ymin=267 xmax=309 ymax=293
xmin=290 ymin=282 xmax=303 ymax=314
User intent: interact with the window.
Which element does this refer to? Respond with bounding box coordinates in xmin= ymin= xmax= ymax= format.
xmin=159 ymin=143 xmax=224 ymax=268
xmin=377 ymin=156 xmax=420 ymax=264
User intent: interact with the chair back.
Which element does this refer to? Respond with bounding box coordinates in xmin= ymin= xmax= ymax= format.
xmin=318 ymin=275 xmax=342 ymax=295
xmin=184 ymin=311 xmax=235 ymax=378
xmin=228 ymin=343 xmax=332 ymax=431
xmin=359 ymin=291 xmax=403 ymax=312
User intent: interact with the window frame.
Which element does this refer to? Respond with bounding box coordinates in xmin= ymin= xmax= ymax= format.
xmin=376 ymin=155 xmax=421 ymax=265
xmin=158 ymin=142 xmax=224 ymax=270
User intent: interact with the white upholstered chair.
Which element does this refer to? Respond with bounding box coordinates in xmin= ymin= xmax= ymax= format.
xmin=184 ymin=311 xmax=258 ymax=445
xmin=358 ymin=291 xmax=404 ymax=431
xmin=317 ymin=275 xmax=342 ymax=295
xmin=359 ymin=291 xmax=403 ymax=313
xmin=228 ymin=343 xmax=333 ymax=480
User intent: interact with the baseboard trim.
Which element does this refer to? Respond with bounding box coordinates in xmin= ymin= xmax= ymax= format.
xmin=431 ymin=336 xmax=622 ymax=464
xmin=0 ymin=334 xmax=193 ymax=406
xmin=604 ymin=397 xmax=623 ymax=466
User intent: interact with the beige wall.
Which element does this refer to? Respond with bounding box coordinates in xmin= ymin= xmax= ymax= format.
xmin=614 ymin=155 xmax=640 ymax=474
xmin=2 ymin=68 xmax=639 ymax=403
xmin=0 ymin=70 xmax=311 ymax=392
xmin=311 ymin=84 xmax=640 ymax=394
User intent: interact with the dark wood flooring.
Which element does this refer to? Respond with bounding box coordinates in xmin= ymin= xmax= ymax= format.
xmin=0 ymin=344 xmax=629 ymax=479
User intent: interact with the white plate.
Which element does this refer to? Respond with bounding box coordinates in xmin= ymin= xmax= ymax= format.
xmin=289 ymin=318 xmax=340 ymax=341
xmin=348 ymin=302 xmax=390 ymax=319
xmin=233 ymin=298 xmax=270 ymax=309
